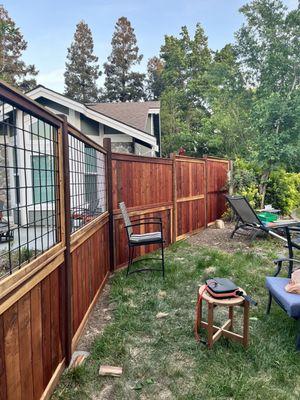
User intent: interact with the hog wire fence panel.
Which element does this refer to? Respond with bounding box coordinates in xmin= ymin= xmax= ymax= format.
xmin=0 ymin=99 xmax=60 ymax=279
xmin=68 ymin=132 xmax=107 ymax=234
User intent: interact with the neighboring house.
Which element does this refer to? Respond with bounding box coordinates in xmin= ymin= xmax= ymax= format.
xmin=27 ymin=85 xmax=161 ymax=156
xmin=0 ymin=87 xmax=161 ymax=251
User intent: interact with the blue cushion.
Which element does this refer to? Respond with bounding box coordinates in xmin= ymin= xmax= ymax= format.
xmin=266 ymin=276 xmax=300 ymax=318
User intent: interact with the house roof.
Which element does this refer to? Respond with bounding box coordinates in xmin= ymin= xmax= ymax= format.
xmin=87 ymin=101 xmax=160 ymax=133
xmin=26 ymin=85 xmax=159 ymax=151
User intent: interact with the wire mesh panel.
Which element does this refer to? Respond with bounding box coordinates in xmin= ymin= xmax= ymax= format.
xmin=68 ymin=133 xmax=106 ymax=233
xmin=0 ymin=99 xmax=60 ymax=280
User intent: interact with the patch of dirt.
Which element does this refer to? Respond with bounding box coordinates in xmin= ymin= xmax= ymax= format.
xmin=188 ymin=222 xmax=259 ymax=253
xmin=76 ymin=278 xmax=113 ymax=352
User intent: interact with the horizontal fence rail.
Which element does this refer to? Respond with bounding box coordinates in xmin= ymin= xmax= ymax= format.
xmin=0 ymin=80 xmax=230 ymax=400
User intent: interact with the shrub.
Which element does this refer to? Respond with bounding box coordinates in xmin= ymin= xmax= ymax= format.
xmin=265 ymin=169 xmax=300 ymax=215
xmin=229 ymin=158 xmax=262 ymax=208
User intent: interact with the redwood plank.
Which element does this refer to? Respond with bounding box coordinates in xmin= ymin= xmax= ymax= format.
xmin=18 ymin=293 xmax=34 ymax=400
xmin=3 ymin=303 xmax=21 ymax=400
xmin=30 ymin=285 xmax=44 ymax=399
xmin=0 ymin=315 xmax=7 ymax=400
xmin=41 ymin=276 xmax=52 ymax=388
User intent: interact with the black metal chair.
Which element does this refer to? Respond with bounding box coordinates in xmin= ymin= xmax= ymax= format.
xmin=119 ymin=202 xmax=165 ymax=277
xmin=225 ymin=195 xmax=299 ymax=241
xmin=266 ymin=226 xmax=300 ymax=350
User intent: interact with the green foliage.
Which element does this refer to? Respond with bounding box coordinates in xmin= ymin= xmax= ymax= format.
xmin=266 ymin=169 xmax=300 ymax=214
xmin=0 ymin=5 xmax=38 ymax=91
xmin=64 ymin=21 xmax=100 ymax=103
xmin=230 ymin=159 xmax=262 ymax=208
xmin=236 ymin=0 xmax=300 ymax=178
xmin=102 ymin=17 xmax=145 ymax=102
xmin=146 ymin=56 xmax=165 ymax=100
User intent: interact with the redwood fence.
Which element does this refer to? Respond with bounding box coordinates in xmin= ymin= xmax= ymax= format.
xmin=0 ymin=81 xmax=230 ymax=400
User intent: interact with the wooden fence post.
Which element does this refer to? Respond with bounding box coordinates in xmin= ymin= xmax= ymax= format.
xmin=103 ymin=138 xmax=115 ymax=272
xmin=203 ymin=155 xmax=208 ymax=228
xmin=61 ymin=115 xmax=72 ymax=365
xmin=170 ymin=153 xmax=177 ymax=242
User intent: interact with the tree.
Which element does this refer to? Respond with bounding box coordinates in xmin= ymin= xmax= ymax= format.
xmin=201 ymin=44 xmax=252 ymax=159
xmin=146 ymin=56 xmax=164 ymax=100
xmin=235 ymin=0 xmax=300 ymax=206
xmin=159 ymin=24 xmax=212 ymax=154
xmin=102 ymin=17 xmax=145 ymax=102
xmin=64 ymin=21 xmax=100 ymax=103
xmin=0 ymin=5 xmax=38 ymax=91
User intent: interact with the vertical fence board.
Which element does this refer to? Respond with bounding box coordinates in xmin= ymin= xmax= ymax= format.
xmin=18 ymin=293 xmax=34 ymax=400
xmin=30 ymin=285 xmax=44 ymax=400
xmin=3 ymin=304 xmax=21 ymax=400
xmin=0 ymin=316 xmax=7 ymax=400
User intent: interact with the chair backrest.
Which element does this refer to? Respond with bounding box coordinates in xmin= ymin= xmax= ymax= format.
xmin=119 ymin=202 xmax=132 ymax=236
xmin=284 ymin=226 xmax=300 ymax=278
xmin=225 ymin=195 xmax=262 ymax=226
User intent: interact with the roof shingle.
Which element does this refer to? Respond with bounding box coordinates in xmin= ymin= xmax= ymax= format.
xmin=87 ymin=101 xmax=160 ymax=132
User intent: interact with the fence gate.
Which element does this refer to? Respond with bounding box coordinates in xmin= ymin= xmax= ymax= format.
xmin=173 ymin=155 xmax=206 ymax=240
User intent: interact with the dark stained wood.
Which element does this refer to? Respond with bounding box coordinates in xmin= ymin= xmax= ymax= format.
xmin=103 ymin=138 xmax=115 ymax=271
xmin=62 ymin=116 xmax=73 ymax=365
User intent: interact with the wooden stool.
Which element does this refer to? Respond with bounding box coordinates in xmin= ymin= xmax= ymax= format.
xmin=195 ymin=285 xmax=250 ymax=349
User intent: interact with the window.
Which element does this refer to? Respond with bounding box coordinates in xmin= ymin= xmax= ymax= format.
xmin=31 ymin=120 xmax=51 ymax=139
xmin=84 ymin=146 xmax=98 ymax=208
xmin=32 ymin=156 xmax=54 ymax=204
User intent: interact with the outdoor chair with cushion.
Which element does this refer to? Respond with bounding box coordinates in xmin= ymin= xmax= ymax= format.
xmin=225 ymin=195 xmax=299 ymax=241
xmin=266 ymin=226 xmax=300 ymax=350
xmin=119 ymin=202 xmax=165 ymax=277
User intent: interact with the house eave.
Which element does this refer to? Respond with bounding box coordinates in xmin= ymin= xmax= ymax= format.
xmin=27 ymin=87 xmax=158 ymax=151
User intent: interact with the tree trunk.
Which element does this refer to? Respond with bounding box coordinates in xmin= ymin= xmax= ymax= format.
xmin=259 ymin=170 xmax=270 ymax=209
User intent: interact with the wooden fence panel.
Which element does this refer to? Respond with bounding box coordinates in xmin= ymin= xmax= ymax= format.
xmin=112 ymin=153 xmax=173 ymax=269
xmin=70 ymin=215 xmax=110 ymax=351
xmin=175 ymin=156 xmax=206 ymax=240
xmin=0 ymin=262 xmax=65 ymax=400
xmin=206 ymin=158 xmax=230 ymax=224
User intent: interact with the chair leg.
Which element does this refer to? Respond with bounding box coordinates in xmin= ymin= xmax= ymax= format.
xmin=266 ymin=292 xmax=272 ymax=314
xmin=161 ymin=242 xmax=165 ymax=278
xmin=231 ymin=221 xmax=240 ymax=238
xmin=127 ymin=246 xmax=133 ymax=276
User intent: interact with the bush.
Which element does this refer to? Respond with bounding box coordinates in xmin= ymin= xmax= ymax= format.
xmin=265 ymin=169 xmax=300 ymax=215
xmin=229 ymin=158 xmax=262 ymax=208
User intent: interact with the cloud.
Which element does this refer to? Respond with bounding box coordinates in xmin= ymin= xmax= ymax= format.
xmin=37 ymin=68 xmax=65 ymax=92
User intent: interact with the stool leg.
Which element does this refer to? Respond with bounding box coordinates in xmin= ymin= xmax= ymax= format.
xmin=243 ymin=300 xmax=250 ymax=348
xmin=229 ymin=306 xmax=234 ymax=331
xmin=207 ymin=302 xmax=214 ymax=349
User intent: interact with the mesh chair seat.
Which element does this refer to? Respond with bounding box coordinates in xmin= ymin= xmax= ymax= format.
xmin=266 ymin=276 xmax=300 ymax=318
xmin=130 ymin=231 xmax=162 ymax=244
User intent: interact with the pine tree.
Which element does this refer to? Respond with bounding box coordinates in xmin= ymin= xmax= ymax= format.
xmin=146 ymin=56 xmax=164 ymax=100
xmin=103 ymin=17 xmax=145 ymax=102
xmin=64 ymin=21 xmax=100 ymax=103
xmin=0 ymin=5 xmax=38 ymax=91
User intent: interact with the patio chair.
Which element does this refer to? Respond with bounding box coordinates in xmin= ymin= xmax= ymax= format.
xmin=266 ymin=226 xmax=300 ymax=350
xmin=225 ymin=195 xmax=299 ymax=241
xmin=119 ymin=202 xmax=165 ymax=277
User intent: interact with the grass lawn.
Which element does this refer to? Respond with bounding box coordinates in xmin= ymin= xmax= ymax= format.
xmin=52 ymin=228 xmax=300 ymax=400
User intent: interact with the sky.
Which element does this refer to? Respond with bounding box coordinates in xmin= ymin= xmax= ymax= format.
xmin=5 ymin=0 xmax=299 ymax=92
